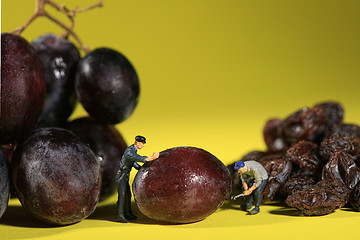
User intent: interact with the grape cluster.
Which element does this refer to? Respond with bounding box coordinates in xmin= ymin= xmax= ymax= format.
xmin=1 ymin=11 xmax=138 ymax=224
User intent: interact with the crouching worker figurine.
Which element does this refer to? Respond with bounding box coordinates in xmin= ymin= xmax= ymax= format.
xmin=232 ymin=161 xmax=268 ymax=215
xmin=116 ymin=135 xmax=159 ymax=223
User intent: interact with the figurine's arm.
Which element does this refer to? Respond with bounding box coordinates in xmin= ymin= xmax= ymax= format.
xmin=242 ymin=181 xmax=248 ymax=191
xmin=129 ymin=150 xmax=148 ymax=164
xmin=145 ymin=152 xmax=159 ymax=162
xmin=243 ymin=184 xmax=256 ymax=195
xmin=243 ymin=168 xmax=267 ymax=195
xmin=239 ymin=172 xmax=248 ymax=191
xmin=133 ymin=162 xmax=141 ymax=170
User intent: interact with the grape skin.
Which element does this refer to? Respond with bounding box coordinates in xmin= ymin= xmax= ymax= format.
xmin=75 ymin=48 xmax=140 ymax=124
xmin=66 ymin=117 xmax=127 ymax=200
xmin=0 ymin=148 xmax=10 ymax=219
xmin=11 ymin=128 xmax=101 ymax=225
xmin=32 ymin=33 xmax=80 ymax=129
xmin=1 ymin=33 xmax=46 ymax=144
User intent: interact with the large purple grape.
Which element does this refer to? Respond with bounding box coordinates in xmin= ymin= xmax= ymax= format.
xmin=1 ymin=33 xmax=46 ymax=144
xmin=11 ymin=128 xmax=101 ymax=225
xmin=0 ymin=148 xmax=10 ymax=219
xmin=66 ymin=117 xmax=127 ymax=200
xmin=75 ymin=48 xmax=140 ymax=124
xmin=133 ymin=147 xmax=231 ymax=223
xmin=32 ymin=33 xmax=80 ymax=129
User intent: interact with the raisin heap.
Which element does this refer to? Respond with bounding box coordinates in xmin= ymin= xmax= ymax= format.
xmin=229 ymin=101 xmax=360 ymax=216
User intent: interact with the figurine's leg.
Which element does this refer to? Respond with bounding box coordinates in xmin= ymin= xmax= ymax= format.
xmin=124 ymin=181 xmax=137 ymax=220
xmin=249 ymin=179 xmax=267 ymax=215
xmin=241 ymin=178 xmax=254 ymax=211
xmin=242 ymin=195 xmax=253 ymax=211
xmin=116 ymin=173 xmax=129 ymax=223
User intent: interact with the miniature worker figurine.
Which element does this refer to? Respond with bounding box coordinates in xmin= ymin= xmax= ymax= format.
xmin=233 ymin=160 xmax=268 ymax=215
xmin=116 ymin=135 xmax=159 ymax=223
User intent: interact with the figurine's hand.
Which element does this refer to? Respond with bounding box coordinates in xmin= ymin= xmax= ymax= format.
xmin=243 ymin=190 xmax=252 ymax=196
xmin=147 ymin=152 xmax=159 ymax=161
xmin=153 ymin=152 xmax=160 ymax=159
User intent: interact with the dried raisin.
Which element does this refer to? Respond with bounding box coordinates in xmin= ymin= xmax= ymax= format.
xmin=325 ymin=123 xmax=360 ymax=139
xmin=319 ymin=135 xmax=360 ymax=161
xmin=313 ymin=101 xmax=344 ymax=127
xmin=285 ymin=178 xmax=350 ymax=216
xmin=282 ymin=106 xmax=327 ymax=143
xmin=322 ymin=150 xmax=360 ymax=190
xmin=257 ymin=154 xmax=292 ymax=202
xmin=285 ymin=140 xmax=323 ymax=170
xmin=263 ymin=119 xmax=289 ymax=153
xmin=350 ymin=182 xmax=360 ymax=211
xmin=278 ymin=168 xmax=320 ymax=198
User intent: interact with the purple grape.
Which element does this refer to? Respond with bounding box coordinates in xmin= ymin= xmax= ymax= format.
xmin=66 ymin=117 xmax=127 ymax=200
xmin=75 ymin=48 xmax=140 ymax=124
xmin=0 ymin=148 xmax=10 ymax=219
xmin=133 ymin=147 xmax=231 ymax=223
xmin=1 ymin=33 xmax=46 ymax=144
xmin=11 ymin=128 xmax=101 ymax=225
xmin=32 ymin=33 xmax=80 ymax=128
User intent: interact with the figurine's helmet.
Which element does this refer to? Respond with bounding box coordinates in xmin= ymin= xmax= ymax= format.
xmin=135 ymin=135 xmax=146 ymax=143
xmin=234 ymin=161 xmax=245 ymax=170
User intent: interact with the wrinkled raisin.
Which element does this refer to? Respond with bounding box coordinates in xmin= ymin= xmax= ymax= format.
xmin=325 ymin=123 xmax=360 ymax=139
xmin=278 ymin=168 xmax=320 ymax=198
xmin=322 ymin=150 xmax=360 ymax=190
xmin=313 ymin=101 xmax=344 ymax=127
xmin=282 ymin=106 xmax=327 ymax=143
xmin=257 ymin=154 xmax=292 ymax=202
xmin=350 ymin=182 xmax=360 ymax=211
xmin=285 ymin=140 xmax=323 ymax=170
xmin=263 ymin=119 xmax=289 ymax=153
xmin=285 ymin=178 xmax=350 ymax=216
xmin=319 ymin=135 xmax=360 ymax=161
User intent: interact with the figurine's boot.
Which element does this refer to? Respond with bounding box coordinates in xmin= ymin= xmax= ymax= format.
xmin=124 ymin=185 xmax=137 ymax=220
xmin=241 ymin=202 xmax=252 ymax=211
xmin=248 ymin=207 xmax=260 ymax=215
xmin=125 ymin=208 xmax=137 ymax=220
xmin=116 ymin=213 xmax=129 ymax=223
xmin=125 ymin=206 xmax=137 ymax=220
xmin=116 ymin=197 xmax=129 ymax=223
xmin=125 ymin=213 xmax=137 ymax=220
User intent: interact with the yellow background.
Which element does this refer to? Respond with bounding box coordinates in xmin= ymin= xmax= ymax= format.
xmin=1 ymin=0 xmax=360 ymax=239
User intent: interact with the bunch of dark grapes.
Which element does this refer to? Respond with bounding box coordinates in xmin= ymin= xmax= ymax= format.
xmin=0 ymin=1 xmax=137 ymax=225
xmin=228 ymin=101 xmax=360 ymax=216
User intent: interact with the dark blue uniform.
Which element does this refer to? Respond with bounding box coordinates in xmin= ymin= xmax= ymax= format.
xmin=116 ymin=144 xmax=147 ymax=221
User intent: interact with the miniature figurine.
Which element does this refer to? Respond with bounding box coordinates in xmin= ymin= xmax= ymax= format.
xmin=115 ymin=135 xmax=159 ymax=223
xmin=232 ymin=160 xmax=268 ymax=215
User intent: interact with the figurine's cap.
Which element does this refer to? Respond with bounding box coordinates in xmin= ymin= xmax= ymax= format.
xmin=234 ymin=161 xmax=245 ymax=170
xmin=135 ymin=135 xmax=146 ymax=143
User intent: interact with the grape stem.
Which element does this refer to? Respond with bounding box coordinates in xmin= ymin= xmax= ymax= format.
xmin=12 ymin=0 xmax=103 ymax=54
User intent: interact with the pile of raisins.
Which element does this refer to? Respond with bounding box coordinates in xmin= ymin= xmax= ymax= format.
xmin=229 ymin=101 xmax=360 ymax=216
